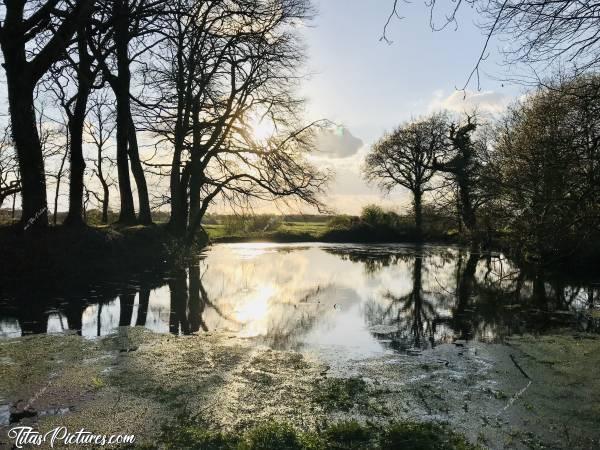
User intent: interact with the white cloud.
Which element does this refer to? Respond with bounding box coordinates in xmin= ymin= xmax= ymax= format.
xmin=314 ymin=125 xmax=363 ymax=158
xmin=429 ymin=90 xmax=510 ymax=115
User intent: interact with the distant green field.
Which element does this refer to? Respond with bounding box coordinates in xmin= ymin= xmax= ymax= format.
xmin=203 ymin=221 xmax=328 ymax=241
xmin=277 ymin=221 xmax=328 ymax=235
xmin=202 ymin=224 xmax=228 ymax=239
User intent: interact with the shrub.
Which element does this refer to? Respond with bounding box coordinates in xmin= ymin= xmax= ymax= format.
xmin=240 ymin=422 xmax=307 ymax=450
xmin=223 ymin=215 xmax=282 ymax=234
xmin=379 ymin=422 xmax=474 ymax=450
xmin=327 ymin=215 xmax=354 ymax=230
xmin=154 ymin=419 xmax=479 ymax=450
xmin=324 ymin=421 xmax=374 ymax=449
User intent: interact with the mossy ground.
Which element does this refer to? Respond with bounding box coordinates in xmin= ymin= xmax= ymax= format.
xmin=148 ymin=419 xmax=478 ymax=450
xmin=1 ymin=329 xmax=599 ymax=449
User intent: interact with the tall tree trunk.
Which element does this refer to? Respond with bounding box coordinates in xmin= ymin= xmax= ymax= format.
xmin=100 ymin=180 xmax=110 ymax=224
xmin=188 ymin=98 xmax=202 ymax=231
xmin=4 ymin=71 xmax=48 ymax=230
xmin=114 ymin=91 xmax=136 ymax=223
xmin=168 ymin=39 xmax=193 ymax=236
xmin=0 ymin=0 xmax=93 ymax=231
xmin=413 ymin=189 xmax=423 ymax=240
xmin=65 ymin=27 xmax=93 ymax=227
xmin=113 ymin=0 xmax=136 ymax=224
xmin=11 ymin=192 xmax=16 ymax=219
xmin=94 ymin=135 xmax=110 ymax=224
xmin=455 ymin=187 xmax=463 ymax=234
xmin=169 ymin=171 xmax=188 ymax=236
xmin=53 ymin=142 xmax=69 ymax=225
xmin=168 ymin=120 xmax=187 ymax=235
xmin=458 ymin=179 xmax=476 ymax=234
xmin=127 ymin=113 xmax=152 ymax=224
xmin=107 ymin=0 xmax=152 ymax=226
xmin=65 ymin=108 xmax=88 ymax=226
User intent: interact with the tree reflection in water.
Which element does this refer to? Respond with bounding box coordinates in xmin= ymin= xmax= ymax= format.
xmin=364 ymin=255 xmax=438 ymax=351
xmin=0 ymin=244 xmax=598 ymax=353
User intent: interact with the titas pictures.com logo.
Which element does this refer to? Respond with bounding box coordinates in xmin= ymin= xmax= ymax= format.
xmin=7 ymin=426 xmax=136 ymax=448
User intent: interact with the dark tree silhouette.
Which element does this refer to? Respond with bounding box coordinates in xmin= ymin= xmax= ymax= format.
xmin=144 ymin=0 xmax=327 ymax=238
xmin=0 ymin=127 xmax=20 ymax=209
xmin=432 ymin=114 xmax=487 ymax=242
xmin=43 ymin=18 xmax=100 ymax=227
xmin=364 ymin=114 xmax=447 ymax=239
xmin=0 ymin=0 xmax=94 ymax=230
xmin=491 ymin=75 xmax=600 ymax=260
xmin=88 ymin=0 xmax=163 ymax=224
xmin=85 ymin=94 xmax=117 ymax=224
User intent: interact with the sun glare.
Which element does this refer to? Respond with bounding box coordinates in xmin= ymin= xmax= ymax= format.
xmin=251 ymin=117 xmax=276 ymax=142
xmin=235 ymin=284 xmax=276 ymax=337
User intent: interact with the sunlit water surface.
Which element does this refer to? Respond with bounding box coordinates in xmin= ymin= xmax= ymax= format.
xmin=1 ymin=243 xmax=599 ymax=360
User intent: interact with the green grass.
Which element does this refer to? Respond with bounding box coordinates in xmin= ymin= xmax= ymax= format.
xmin=202 ymin=215 xmax=458 ymax=244
xmin=204 ymin=221 xmax=327 ymax=242
xmin=278 ymin=221 xmax=329 ymax=235
xmin=147 ymin=420 xmax=479 ymax=450
xmin=203 ymin=223 xmax=230 ymax=239
xmin=315 ymin=377 xmax=369 ymax=412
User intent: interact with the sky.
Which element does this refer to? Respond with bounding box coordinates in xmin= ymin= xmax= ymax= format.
xmin=297 ymin=0 xmax=521 ymax=215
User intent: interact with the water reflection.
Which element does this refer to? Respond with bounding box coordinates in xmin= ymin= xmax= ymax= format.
xmin=0 ymin=244 xmax=598 ymax=357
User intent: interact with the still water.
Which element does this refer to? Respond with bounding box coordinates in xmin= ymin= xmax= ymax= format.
xmin=1 ymin=243 xmax=599 ymax=358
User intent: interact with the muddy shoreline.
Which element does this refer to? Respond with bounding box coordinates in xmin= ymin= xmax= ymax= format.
xmin=1 ymin=328 xmax=598 ymax=449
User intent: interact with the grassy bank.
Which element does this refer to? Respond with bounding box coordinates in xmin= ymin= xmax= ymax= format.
xmin=153 ymin=419 xmax=477 ymax=450
xmin=204 ymin=221 xmax=329 ymax=243
xmin=204 ymin=217 xmax=457 ymax=244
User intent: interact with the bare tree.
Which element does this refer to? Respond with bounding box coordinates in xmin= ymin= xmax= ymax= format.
xmin=36 ymin=108 xmax=68 ymax=226
xmin=432 ymin=114 xmax=488 ymax=241
xmin=42 ymin=22 xmax=102 ymax=227
xmin=0 ymin=126 xmax=20 ymax=209
xmin=145 ymin=0 xmax=328 ymax=239
xmin=364 ymin=114 xmax=447 ymax=239
xmin=88 ymin=0 xmax=165 ymax=224
xmin=85 ymin=93 xmax=117 ymax=224
xmin=0 ymin=0 xmax=94 ymax=230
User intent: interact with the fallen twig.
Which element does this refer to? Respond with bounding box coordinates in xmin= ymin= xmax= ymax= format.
xmin=510 ymin=354 xmax=531 ymax=380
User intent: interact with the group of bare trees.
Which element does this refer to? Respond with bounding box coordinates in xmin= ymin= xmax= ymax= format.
xmin=143 ymin=0 xmax=327 ymax=237
xmin=364 ymin=112 xmax=487 ymax=242
xmin=491 ymin=75 xmax=600 ymax=260
xmin=0 ymin=0 xmax=326 ymax=238
xmin=365 ymin=74 xmax=600 ymax=261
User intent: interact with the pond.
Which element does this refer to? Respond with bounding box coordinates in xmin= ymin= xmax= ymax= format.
xmin=1 ymin=242 xmax=598 ymax=363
